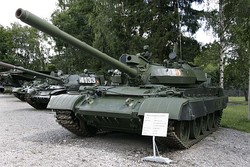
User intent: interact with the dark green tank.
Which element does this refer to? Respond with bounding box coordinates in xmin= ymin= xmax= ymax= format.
xmin=0 ymin=61 xmax=104 ymax=109
xmin=12 ymin=79 xmax=42 ymax=101
xmin=25 ymin=72 xmax=104 ymax=110
xmin=16 ymin=8 xmax=228 ymax=149
xmin=0 ymin=61 xmax=66 ymax=108
xmin=0 ymin=69 xmax=37 ymax=94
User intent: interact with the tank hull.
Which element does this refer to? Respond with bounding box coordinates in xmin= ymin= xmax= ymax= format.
xmin=26 ymin=87 xmax=67 ymax=110
xmin=13 ymin=92 xmax=26 ymax=101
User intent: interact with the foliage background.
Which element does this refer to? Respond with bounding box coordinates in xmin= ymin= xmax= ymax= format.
xmin=0 ymin=0 xmax=249 ymax=95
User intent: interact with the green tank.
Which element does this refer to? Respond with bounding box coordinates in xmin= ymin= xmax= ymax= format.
xmin=16 ymin=8 xmax=228 ymax=149
xmin=11 ymin=80 xmax=39 ymax=101
xmin=0 ymin=70 xmax=36 ymax=94
xmin=0 ymin=61 xmax=66 ymax=108
xmin=0 ymin=61 xmax=104 ymax=109
xmin=25 ymin=72 xmax=104 ymax=110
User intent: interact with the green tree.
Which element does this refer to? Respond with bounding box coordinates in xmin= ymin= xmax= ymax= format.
xmin=51 ymin=0 xmax=95 ymax=73
xmin=225 ymin=53 xmax=249 ymax=100
xmin=204 ymin=0 xmax=233 ymax=88
xmin=219 ymin=0 xmax=249 ymax=90
xmin=10 ymin=23 xmax=48 ymax=70
xmin=224 ymin=0 xmax=250 ymax=101
xmin=0 ymin=25 xmax=15 ymax=65
xmin=205 ymin=0 xmax=250 ymax=100
xmin=0 ymin=23 xmax=50 ymax=71
xmin=90 ymin=0 xmax=204 ymax=62
xmin=51 ymin=0 xmax=204 ymax=73
xmin=195 ymin=42 xmax=220 ymax=84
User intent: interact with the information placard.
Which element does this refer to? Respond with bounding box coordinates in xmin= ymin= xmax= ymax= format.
xmin=141 ymin=113 xmax=169 ymax=137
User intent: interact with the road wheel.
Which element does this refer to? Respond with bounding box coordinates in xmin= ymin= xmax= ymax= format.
xmin=190 ymin=117 xmax=202 ymax=139
xmin=207 ymin=113 xmax=214 ymax=131
xmin=174 ymin=121 xmax=190 ymax=144
xmin=201 ymin=116 xmax=208 ymax=135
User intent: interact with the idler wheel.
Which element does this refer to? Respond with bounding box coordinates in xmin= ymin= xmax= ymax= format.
xmin=201 ymin=116 xmax=208 ymax=134
xmin=207 ymin=113 xmax=214 ymax=131
xmin=174 ymin=121 xmax=190 ymax=143
xmin=190 ymin=117 xmax=202 ymax=139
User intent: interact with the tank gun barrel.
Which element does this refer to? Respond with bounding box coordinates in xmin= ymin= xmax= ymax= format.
xmin=0 ymin=61 xmax=63 ymax=82
xmin=15 ymin=8 xmax=138 ymax=78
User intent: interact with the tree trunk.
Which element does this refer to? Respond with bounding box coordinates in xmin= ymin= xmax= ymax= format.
xmin=219 ymin=43 xmax=225 ymax=89
xmin=219 ymin=0 xmax=225 ymax=89
xmin=248 ymin=68 xmax=250 ymax=120
xmin=243 ymin=88 xmax=248 ymax=102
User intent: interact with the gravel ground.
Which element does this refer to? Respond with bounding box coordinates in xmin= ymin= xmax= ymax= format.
xmin=0 ymin=94 xmax=249 ymax=167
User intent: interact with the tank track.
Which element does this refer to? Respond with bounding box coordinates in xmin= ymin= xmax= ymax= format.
xmin=55 ymin=110 xmax=94 ymax=136
xmin=157 ymin=111 xmax=222 ymax=149
xmin=13 ymin=93 xmax=26 ymax=101
xmin=55 ymin=109 xmax=222 ymax=149
xmin=161 ymin=128 xmax=218 ymax=149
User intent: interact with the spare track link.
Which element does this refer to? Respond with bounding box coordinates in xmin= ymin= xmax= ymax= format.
xmin=158 ymin=113 xmax=222 ymax=149
xmin=55 ymin=110 xmax=89 ymax=136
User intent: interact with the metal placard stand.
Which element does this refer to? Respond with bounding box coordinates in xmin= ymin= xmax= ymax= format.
xmin=142 ymin=136 xmax=173 ymax=164
xmin=141 ymin=113 xmax=173 ymax=164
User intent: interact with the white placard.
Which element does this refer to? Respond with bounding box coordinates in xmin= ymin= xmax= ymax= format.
xmin=142 ymin=113 xmax=169 ymax=137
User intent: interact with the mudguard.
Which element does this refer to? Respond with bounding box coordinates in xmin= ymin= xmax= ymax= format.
xmin=47 ymin=94 xmax=84 ymax=110
xmin=138 ymin=97 xmax=190 ymax=120
xmin=50 ymin=89 xmax=67 ymax=95
xmin=138 ymin=96 xmax=228 ymax=120
xmin=0 ymin=86 xmax=4 ymax=93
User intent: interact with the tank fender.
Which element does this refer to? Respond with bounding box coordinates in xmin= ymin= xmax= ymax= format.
xmin=0 ymin=86 xmax=4 ymax=93
xmin=50 ymin=89 xmax=67 ymax=96
xmin=138 ymin=97 xmax=190 ymax=120
xmin=47 ymin=94 xmax=85 ymax=110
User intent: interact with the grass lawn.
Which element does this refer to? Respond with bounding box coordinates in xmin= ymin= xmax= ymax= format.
xmin=221 ymin=97 xmax=250 ymax=133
